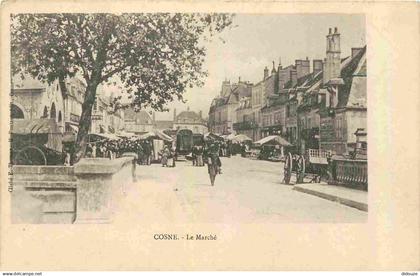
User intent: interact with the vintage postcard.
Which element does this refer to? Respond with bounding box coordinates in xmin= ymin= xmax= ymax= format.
xmin=0 ymin=0 xmax=419 ymax=271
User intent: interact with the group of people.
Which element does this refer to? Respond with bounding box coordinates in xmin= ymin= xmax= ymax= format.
xmin=191 ymin=145 xmax=205 ymax=166
xmin=160 ymin=145 xmax=176 ymax=167
xmin=84 ymin=138 xmax=154 ymax=165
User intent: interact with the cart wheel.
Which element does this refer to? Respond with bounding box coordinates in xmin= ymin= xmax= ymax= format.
xmin=283 ymin=152 xmax=293 ymax=184
xmin=13 ymin=146 xmax=47 ymax=166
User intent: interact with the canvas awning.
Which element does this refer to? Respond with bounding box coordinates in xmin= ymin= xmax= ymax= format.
xmin=116 ymin=131 xmax=134 ymax=138
xmin=68 ymin=124 xmax=78 ymax=133
xmin=88 ymin=132 xmax=120 ymax=141
xmin=225 ymin=133 xmax=236 ymax=140
xmin=11 ymin=118 xmax=61 ymax=134
xmin=204 ymin=132 xmax=224 ymax=141
xmin=233 ymin=134 xmax=252 ymax=143
xmin=254 ymin=135 xmax=292 ymax=146
xmin=139 ymin=130 xmax=173 ymax=142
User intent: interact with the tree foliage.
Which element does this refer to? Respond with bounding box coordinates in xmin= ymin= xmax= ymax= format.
xmin=11 ymin=13 xmax=233 ymax=161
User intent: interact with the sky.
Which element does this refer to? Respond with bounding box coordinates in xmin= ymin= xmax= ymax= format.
xmin=108 ymin=14 xmax=366 ymax=121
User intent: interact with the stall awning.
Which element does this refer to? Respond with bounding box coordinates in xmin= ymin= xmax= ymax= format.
xmin=88 ymin=132 xmax=120 ymax=141
xmin=139 ymin=130 xmax=173 ymax=142
xmin=204 ymin=132 xmax=224 ymax=141
xmin=11 ymin=118 xmax=61 ymax=134
xmin=233 ymin=134 xmax=252 ymax=143
xmin=68 ymin=124 xmax=78 ymax=134
xmin=254 ymin=135 xmax=292 ymax=146
xmin=116 ymin=131 xmax=135 ymax=138
xmin=225 ymin=133 xmax=236 ymax=141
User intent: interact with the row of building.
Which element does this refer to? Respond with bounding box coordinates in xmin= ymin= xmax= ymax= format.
xmin=11 ymin=74 xmax=125 ymax=136
xmin=208 ymin=27 xmax=367 ymax=156
xmin=124 ymin=107 xmax=208 ymax=135
xmin=11 ymin=73 xmax=208 ymax=138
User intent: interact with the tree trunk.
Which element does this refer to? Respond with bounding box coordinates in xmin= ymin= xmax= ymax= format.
xmin=73 ymin=81 xmax=99 ymax=163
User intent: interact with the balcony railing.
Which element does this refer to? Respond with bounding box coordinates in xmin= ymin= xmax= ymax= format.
xmin=233 ymin=121 xmax=258 ymax=130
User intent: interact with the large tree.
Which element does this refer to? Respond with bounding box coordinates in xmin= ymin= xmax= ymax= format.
xmin=11 ymin=13 xmax=232 ymax=161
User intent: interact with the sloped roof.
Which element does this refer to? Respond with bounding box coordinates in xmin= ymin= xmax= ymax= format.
xmin=124 ymin=109 xmax=153 ymax=124
xmin=12 ymin=73 xmax=45 ymax=90
xmin=337 ymin=46 xmax=367 ymax=108
xmin=154 ymin=120 xmax=173 ymax=130
xmin=176 ymin=110 xmax=205 ymax=124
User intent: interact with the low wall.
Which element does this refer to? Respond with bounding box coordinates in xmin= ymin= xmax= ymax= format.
xmin=328 ymin=158 xmax=368 ymax=191
xmin=74 ymin=156 xmax=136 ymax=223
xmin=11 ymin=155 xmax=136 ymax=224
xmin=12 ymin=166 xmax=77 ymax=224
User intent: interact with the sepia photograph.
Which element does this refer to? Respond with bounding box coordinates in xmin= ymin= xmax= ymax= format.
xmin=8 ymin=13 xmax=367 ymax=224
xmin=1 ymin=1 xmax=419 ymax=272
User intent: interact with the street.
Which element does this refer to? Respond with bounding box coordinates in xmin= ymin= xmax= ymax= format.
xmin=114 ymin=155 xmax=367 ymax=224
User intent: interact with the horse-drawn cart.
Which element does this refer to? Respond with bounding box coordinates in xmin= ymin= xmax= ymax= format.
xmin=283 ymin=148 xmax=332 ymax=185
xmin=11 ymin=119 xmax=65 ymax=165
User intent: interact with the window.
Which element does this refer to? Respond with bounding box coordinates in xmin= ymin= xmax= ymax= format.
xmin=42 ymin=106 xmax=48 ymax=118
xmin=50 ymin=103 xmax=56 ymax=120
xmin=11 ymin=104 xmax=24 ymax=119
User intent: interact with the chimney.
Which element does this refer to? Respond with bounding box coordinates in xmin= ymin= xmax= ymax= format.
xmin=271 ymin=61 xmax=276 ymax=74
xmin=173 ymin=108 xmax=177 ymax=120
xmin=351 ymin=47 xmax=363 ymax=58
xmin=313 ymin=59 xmax=323 ymax=74
xmin=323 ymin=27 xmax=341 ymax=84
xmin=238 ymin=76 xmax=241 ymax=83
xmin=295 ymin=59 xmax=310 ymax=80
xmin=263 ymin=66 xmax=269 ymax=80
xmin=290 ymin=69 xmax=297 ymax=87
xmin=221 ymin=80 xmax=231 ymax=97
xmin=278 ymin=57 xmax=282 ymax=70
xmin=199 ymin=110 xmax=202 ymax=118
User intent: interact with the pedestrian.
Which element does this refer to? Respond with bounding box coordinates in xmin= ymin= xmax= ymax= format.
xmin=196 ymin=145 xmax=204 ymax=166
xmin=64 ymin=150 xmax=71 ymax=166
xmin=160 ymin=145 xmax=169 ymax=167
xmin=92 ymin=143 xmax=97 ymax=158
xmin=192 ymin=145 xmax=198 ymax=166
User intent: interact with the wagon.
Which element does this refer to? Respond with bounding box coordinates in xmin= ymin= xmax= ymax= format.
xmin=11 ymin=118 xmax=65 ymax=165
xmin=283 ymin=148 xmax=332 ymax=184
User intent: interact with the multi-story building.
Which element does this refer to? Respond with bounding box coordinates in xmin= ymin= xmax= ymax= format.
xmin=209 ymin=79 xmax=252 ymax=135
xmin=10 ymin=73 xmax=83 ymax=135
xmin=234 ymin=96 xmax=254 ymax=139
xmin=173 ymin=108 xmax=208 ymax=134
xmin=11 ymin=73 xmax=64 ymax=123
xmin=124 ymin=108 xmax=154 ymax=134
xmin=318 ymin=28 xmax=367 ymax=156
xmin=63 ymin=78 xmax=85 ymax=133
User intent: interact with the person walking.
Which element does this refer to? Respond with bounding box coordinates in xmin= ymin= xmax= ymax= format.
xmin=91 ymin=143 xmax=97 ymax=158
xmin=196 ymin=145 xmax=204 ymax=166
xmin=160 ymin=145 xmax=170 ymax=167
xmin=143 ymin=140 xmax=152 ymax=165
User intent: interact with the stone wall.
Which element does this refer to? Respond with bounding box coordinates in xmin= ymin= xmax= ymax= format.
xmin=12 ymin=166 xmax=77 ymax=224
xmin=11 ymin=155 xmax=136 ymax=224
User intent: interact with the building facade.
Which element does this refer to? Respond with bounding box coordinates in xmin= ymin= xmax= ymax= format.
xmin=173 ymin=108 xmax=208 ymax=135
xmin=209 ymin=79 xmax=252 ymax=135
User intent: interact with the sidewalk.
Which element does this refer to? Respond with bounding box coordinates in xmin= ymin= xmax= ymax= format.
xmin=293 ymin=183 xmax=368 ymax=212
